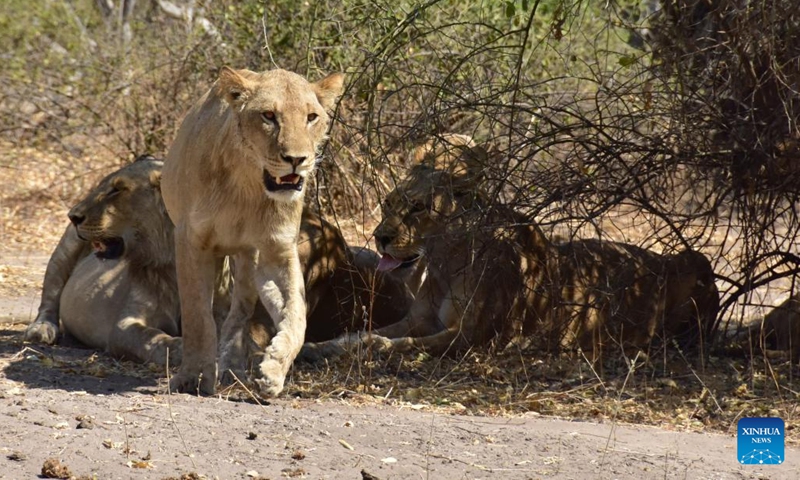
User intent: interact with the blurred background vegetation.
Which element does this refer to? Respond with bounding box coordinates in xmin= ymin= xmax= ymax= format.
xmin=2 ymin=0 xmax=800 ymax=346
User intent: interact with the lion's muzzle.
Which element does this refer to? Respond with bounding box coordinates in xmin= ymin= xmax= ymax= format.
xmin=263 ymin=170 xmax=304 ymax=193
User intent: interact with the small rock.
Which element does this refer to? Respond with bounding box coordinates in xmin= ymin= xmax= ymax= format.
xmin=281 ymin=467 xmax=305 ymax=478
xmin=291 ymin=450 xmax=305 ymax=460
xmin=76 ymin=415 xmax=95 ymax=429
xmin=361 ymin=469 xmax=382 ymax=480
xmin=247 ymin=431 xmax=258 ymax=440
xmin=7 ymin=451 xmax=27 ymax=462
xmin=41 ymin=458 xmax=72 ymax=479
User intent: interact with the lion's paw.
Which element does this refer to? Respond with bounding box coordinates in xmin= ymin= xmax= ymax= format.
xmin=297 ymin=342 xmax=341 ymax=363
xmin=364 ymin=334 xmax=394 ymax=352
xmin=24 ymin=319 xmax=59 ymax=345
xmin=219 ymin=368 xmax=248 ymax=387
xmin=163 ymin=338 xmax=183 ymax=367
xmin=169 ymin=364 xmax=216 ymax=396
xmin=252 ymin=358 xmax=286 ymax=398
xmin=218 ymin=348 xmax=247 ymax=384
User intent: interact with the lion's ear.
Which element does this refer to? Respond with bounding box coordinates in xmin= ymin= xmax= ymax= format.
xmin=216 ymin=66 xmax=255 ymax=106
xmin=149 ymin=170 xmax=162 ymax=188
xmin=453 ymin=144 xmax=488 ymax=183
xmin=313 ymin=73 xmax=345 ymax=112
xmin=412 ymin=134 xmax=484 ymax=180
xmin=410 ymin=142 xmax=434 ymax=165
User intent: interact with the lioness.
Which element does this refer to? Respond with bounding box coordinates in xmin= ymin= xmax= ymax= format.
xmin=24 ymin=157 xmax=412 ymax=367
xmin=301 ymin=135 xmax=719 ymax=360
xmin=162 ymin=67 xmax=344 ymax=396
xmin=297 ymin=211 xmax=415 ymax=343
xmin=24 ymin=156 xmax=183 ymax=365
xmin=749 ymin=293 xmax=800 ymax=361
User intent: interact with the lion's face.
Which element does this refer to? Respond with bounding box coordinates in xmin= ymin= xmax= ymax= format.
xmin=68 ymin=157 xmax=164 ymax=259
xmin=373 ymin=166 xmax=471 ymax=271
xmin=373 ymin=136 xmax=487 ymax=272
xmin=216 ymin=68 xmax=345 ymax=202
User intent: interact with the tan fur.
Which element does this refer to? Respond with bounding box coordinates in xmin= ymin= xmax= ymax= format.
xmin=751 ymin=293 xmax=800 ymax=361
xmin=162 ymin=67 xmax=344 ymax=396
xmin=26 ymin=157 xmax=409 ymax=368
xmin=24 ymin=157 xmax=183 ymax=365
xmin=302 ymin=135 xmax=719 ymax=360
xmin=249 ymin=211 xmax=416 ymax=361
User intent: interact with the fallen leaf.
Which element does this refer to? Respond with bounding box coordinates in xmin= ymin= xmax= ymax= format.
xmin=127 ymin=460 xmax=152 ymax=469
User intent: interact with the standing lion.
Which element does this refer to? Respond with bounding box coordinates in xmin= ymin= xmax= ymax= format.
xmin=162 ymin=67 xmax=344 ymax=396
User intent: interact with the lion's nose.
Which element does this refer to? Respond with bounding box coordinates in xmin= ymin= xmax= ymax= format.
xmin=68 ymin=212 xmax=85 ymax=226
xmin=281 ymin=154 xmax=307 ymax=167
xmin=375 ymin=234 xmax=392 ymax=248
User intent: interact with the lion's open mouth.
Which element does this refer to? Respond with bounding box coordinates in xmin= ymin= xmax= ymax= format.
xmin=377 ymin=254 xmax=421 ymax=272
xmin=264 ymin=171 xmax=304 ymax=193
xmin=92 ymin=237 xmax=125 ymax=260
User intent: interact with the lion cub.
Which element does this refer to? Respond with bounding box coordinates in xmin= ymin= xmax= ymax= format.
xmin=162 ymin=67 xmax=344 ymax=396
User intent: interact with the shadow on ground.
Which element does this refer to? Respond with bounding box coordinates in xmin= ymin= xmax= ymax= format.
xmin=0 ymin=324 xmax=163 ymax=395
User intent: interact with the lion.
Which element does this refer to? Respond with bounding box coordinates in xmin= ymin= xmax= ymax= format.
xmin=23 ymin=156 xmax=183 ymax=365
xmin=24 ymin=157 xmax=413 ymax=369
xmin=247 ymin=211 xmax=416 ymax=362
xmin=297 ymin=211 xmax=416 ymax=342
xmin=747 ymin=293 xmax=800 ymax=361
xmin=161 ymin=67 xmax=344 ymax=396
xmin=300 ymin=134 xmax=719 ymax=361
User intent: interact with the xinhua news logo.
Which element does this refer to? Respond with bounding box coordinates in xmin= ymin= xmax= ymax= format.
xmin=737 ymin=417 xmax=784 ymax=465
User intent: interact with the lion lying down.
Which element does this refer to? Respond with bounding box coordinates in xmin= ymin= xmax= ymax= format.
xmin=24 ymin=156 xmax=183 ymax=365
xmin=24 ymin=158 xmax=414 ymax=366
xmin=300 ymin=134 xmax=720 ymax=361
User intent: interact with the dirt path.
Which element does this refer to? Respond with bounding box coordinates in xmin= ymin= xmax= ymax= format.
xmin=1 ymin=253 xmax=799 ymax=479
xmin=0 ymin=342 xmax=798 ymax=480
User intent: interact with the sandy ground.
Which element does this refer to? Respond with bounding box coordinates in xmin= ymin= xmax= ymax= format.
xmin=0 ymin=252 xmax=798 ymax=479
xmin=0 ymin=334 xmax=798 ymax=480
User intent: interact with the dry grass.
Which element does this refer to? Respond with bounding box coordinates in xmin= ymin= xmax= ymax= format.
xmin=1 ymin=322 xmax=797 ymax=447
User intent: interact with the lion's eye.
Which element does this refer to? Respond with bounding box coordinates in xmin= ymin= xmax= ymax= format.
xmin=107 ymin=186 xmax=120 ymax=198
xmin=307 ymin=113 xmax=318 ymax=123
xmin=261 ymin=111 xmax=277 ymax=123
xmin=409 ymin=202 xmax=427 ymax=214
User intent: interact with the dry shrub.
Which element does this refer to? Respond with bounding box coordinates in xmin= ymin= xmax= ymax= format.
xmin=4 ymin=0 xmax=800 ymax=355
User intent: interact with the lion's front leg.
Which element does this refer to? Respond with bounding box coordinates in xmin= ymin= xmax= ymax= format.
xmin=218 ymin=251 xmax=258 ymax=386
xmin=169 ymin=227 xmax=217 ymax=395
xmin=108 ymin=315 xmax=183 ymax=366
xmin=298 ymin=281 xmax=440 ymax=362
xmin=366 ymin=281 xmax=469 ymax=356
xmin=25 ymin=225 xmax=90 ymax=344
xmin=252 ymin=243 xmax=306 ymax=397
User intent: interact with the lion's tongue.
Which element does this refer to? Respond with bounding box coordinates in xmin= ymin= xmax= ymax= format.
xmin=377 ymin=254 xmax=403 ymax=272
xmin=279 ymin=173 xmax=300 ymax=184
